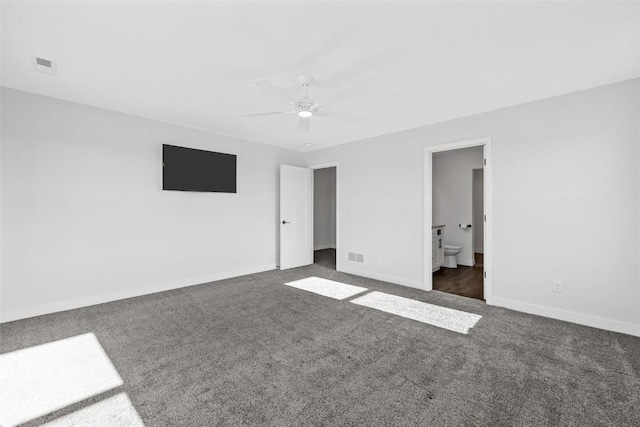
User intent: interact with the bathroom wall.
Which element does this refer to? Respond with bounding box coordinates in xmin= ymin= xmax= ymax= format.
xmin=433 ymin=147 xmax=484 ymax=265
xmin=473 ymin=168 xmax=484 ymax=253
xmin=313 ymin=167 xmax=336 ymax=250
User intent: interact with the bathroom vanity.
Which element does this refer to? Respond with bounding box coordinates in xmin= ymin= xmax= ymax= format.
xmin=432 ymin=225 xmax=445 ymax=272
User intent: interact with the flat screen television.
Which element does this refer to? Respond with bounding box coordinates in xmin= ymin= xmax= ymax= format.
xmin=163 ymin=144 xmax=237 ymax=193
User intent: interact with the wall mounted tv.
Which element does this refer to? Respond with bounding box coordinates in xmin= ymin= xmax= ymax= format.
xmin=163 ymin=144 xmax=237 ymax=193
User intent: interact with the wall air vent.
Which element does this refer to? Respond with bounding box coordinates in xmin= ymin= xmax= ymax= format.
xmin=36 ymin=57 xmax=52 ymax=67
xmin=348 ymin=252 xmax=365 ymax=263
xmin=32 ymin=55 xmax=57 ymax=75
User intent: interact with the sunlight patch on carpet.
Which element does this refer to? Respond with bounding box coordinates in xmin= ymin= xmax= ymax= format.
xmin=350 ymin=291 xmax=482 ymax=334
xmin=0 ymin=333 xmax=124 ymax=426
xmin=41 ymin=393 xmax=144 ymax=427
xmin=284 ymin=276 xmax=368 ymax=300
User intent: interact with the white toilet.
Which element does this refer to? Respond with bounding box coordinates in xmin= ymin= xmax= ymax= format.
xmin=443 ymin=245 xmax=461 ymax=268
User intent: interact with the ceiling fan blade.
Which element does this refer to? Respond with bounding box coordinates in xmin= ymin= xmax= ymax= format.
xmin=252 ymin=79 xmax=297 ymax=104
xmin=316 ymin=85 xmax=361 ymax=105
xmin=317 ymin=110 xmax=365 ymax=123
xmin=298 ymin=117 xmax=310 ymax=133
xmin=242 ymin=111 xmax=291 ymax=117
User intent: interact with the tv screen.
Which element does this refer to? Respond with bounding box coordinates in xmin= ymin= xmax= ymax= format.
xmin=163 ymin=144 xmax=237 ymax=193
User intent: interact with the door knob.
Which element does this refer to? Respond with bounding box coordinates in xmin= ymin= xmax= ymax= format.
xmin=282 ymin=220 xmax=290 ymax=224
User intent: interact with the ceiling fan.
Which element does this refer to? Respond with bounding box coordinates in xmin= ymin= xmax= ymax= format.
xmin=243 ymin=75 xmax=364 ymax=132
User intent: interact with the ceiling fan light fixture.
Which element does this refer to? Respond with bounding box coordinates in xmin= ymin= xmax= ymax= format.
xmin=245 ymin=76 xmax=363 ymax=132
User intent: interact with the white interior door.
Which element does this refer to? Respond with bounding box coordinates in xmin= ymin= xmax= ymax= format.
xmin=280 ymin=165 xmax=313 ymax=270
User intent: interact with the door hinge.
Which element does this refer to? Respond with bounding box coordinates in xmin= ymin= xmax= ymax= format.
xmin=483 ymin=158 xmax=486 ymax=166
xmin=484 ymin=271 xmax=486 ymax=279
xmin=484 ymin=214 xmax=486 ymax=222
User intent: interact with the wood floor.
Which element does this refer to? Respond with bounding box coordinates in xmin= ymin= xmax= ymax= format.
xmin=433 ymin=253 xmax=484 ymax=300
xmin=315 ymin=248 xmax=483 ymax=300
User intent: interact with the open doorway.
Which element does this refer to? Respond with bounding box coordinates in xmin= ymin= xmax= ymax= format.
xmin=431 ymin=147 xmax=484 ymax=300
xmin=313 ymin=167 xmax=337 ymax=269
xmin=424 ymin=137 xmax=492 ymax=303
xmin=279 ymin=163 xmax=339 ymax=271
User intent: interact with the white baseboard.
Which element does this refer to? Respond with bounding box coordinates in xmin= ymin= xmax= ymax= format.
xmin=0 ymin=264 xmax=277 ymax=323
xmin=314 ymin=244 xmax=336 ymax=251
xmin=474 ymin=249 xmax=484 ymax=254
xmin=339 ymin=265 xmax=426 ymax=291
xmin=491 ymin=296 xmax=640 ymax=337
xmin=457 ymin=258 xmax=474 ymax=267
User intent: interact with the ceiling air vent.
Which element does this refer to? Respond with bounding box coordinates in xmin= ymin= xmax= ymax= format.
xmin=32 ymin=55 xmax=57 ymax=75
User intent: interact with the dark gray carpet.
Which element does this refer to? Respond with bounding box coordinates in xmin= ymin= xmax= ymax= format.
xmin=2 ymin=261 xmax=639 ymax=426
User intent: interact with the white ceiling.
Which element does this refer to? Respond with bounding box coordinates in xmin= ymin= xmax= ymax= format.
xmin=2 ymin=1 xmax=639 ymax=152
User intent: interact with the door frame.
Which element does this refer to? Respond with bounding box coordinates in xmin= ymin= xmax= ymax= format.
xmin=424 ymin=137 xmax=493 ymax=303
xmin=308 ymin=162 xmax=340 ymax=272
xmin=471 ymin=167 xmax=484 ymax=261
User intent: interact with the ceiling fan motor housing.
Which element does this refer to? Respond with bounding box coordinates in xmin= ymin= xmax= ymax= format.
xmin=298 ymin=102 xmax=314 ymax=113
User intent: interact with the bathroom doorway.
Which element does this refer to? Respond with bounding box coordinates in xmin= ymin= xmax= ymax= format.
xmin=312 ymin=165 xmax=337 ymax=270
xmin=424 ymin=137 xmax=492 ymax=303
xmin=431 ymin=147 xmax=484 ymax=300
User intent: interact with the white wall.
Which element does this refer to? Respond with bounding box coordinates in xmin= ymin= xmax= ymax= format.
xmin=309 ymin=79 xmax=640 ymax=336
xmin=472 ymin=168 xmax=484 ymax=253
xmin=0 ymin=88 xmax=305 ymax=322
xmin=313 ymin=167 xmax=336 ymax=250
xmin=3 ymin=80 xmax=639 ymax=336
xmin=433 ymin=147 xmax=483 ymax=265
